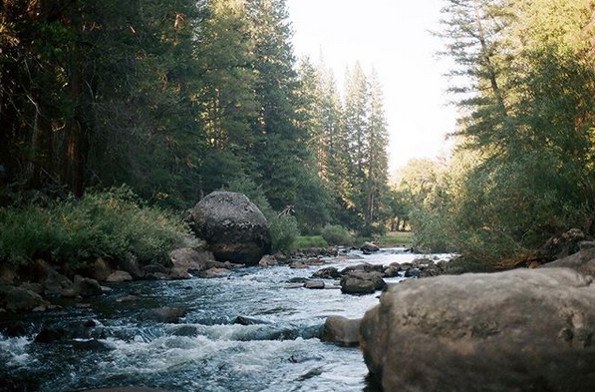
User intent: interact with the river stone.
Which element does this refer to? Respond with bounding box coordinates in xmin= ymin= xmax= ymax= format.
xmin=360 ymin=242 xmax=380 ymax=253
xmin=321 ymin=316 xmax=361 ymax=347
xmin=145 ymin=307 xmax=187 ymax=323
xmin=360 ymin=268 xmax=595 ymax=392
xmin=189 ymin=191 xmax=271 ymax=265
xmin=106 ymin=270 xmax=133 ymax=283
xmin=304 ymin=279 xmax=325 ymax=289
xmin=0 ymin=285 xmax=49 ymax=311
xmin=340 ymin=271 xmax=386 ymax=295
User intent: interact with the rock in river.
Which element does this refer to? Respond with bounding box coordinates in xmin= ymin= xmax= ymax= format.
xmin=360 ymin=267 xmax=595 ymax=392
xmin=322 ymin=316 xmax=361 ymax=347
xmin=189 ymin=191 xmax=271 ymax=265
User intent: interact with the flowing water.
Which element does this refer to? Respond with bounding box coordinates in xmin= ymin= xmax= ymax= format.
xmin=0 ymin=249 xmax=451 ymax=392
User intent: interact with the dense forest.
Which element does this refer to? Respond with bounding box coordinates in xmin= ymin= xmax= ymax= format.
xmin=394 ymin=0 xmax=595 ymax=263
xmin=1 ymin=0 xmax=594 ymax=268
xmin=0 ymin=0 xmax=392 ymax=251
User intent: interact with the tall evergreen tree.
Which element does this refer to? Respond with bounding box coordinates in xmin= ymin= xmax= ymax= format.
xmin=245 ymin=0 xmax=308 ymax=210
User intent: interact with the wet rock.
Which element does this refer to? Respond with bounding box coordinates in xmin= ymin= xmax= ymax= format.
xmin=287 ymin=277 xmax=307 ymax=284
xmin=169 ymin=325 xmax=201 ymax=337
xmin=167 ymin=268 xmax=192 ymax=280
xmin=360 ymin=268 xmax=595 ymax=392
xmin=234 ymin=315 xmax=270 ymax=325
xmin=169 ymin=247 xmax=214 ymax=274
xmin=34 ymin=320 xmax=98 ymax=343
xmin=0 ymin=285 xmax=49 ymax=311
xmin=91 ymin=257 xmax=112 ymax=281
xmin=403 ymin=268 xmax=420 ymax=278
xmin=340 ymin=263 xmax=384 ymax=275
xmin=116 ymin=294 xmax=139 ymax=303
xmin=145 ymin=307 xmax=187 ymax=323
xmin=322 ymin=316 xmax=361 ymax=347
xmin=106 ymin=270 xmax=133 ymax=283
xmin=120 ymin=253 xmax=144 ymax=279
xmin=304 ymin=279 xmax=325 ymax=289
xmin=289 ymin=260 xmax=309 ymax=269
xmin=2 ymin=321 xmax=28 ymax=337
xmin=259 ymin=254 xmax=279 ymax=267
xmin=311 ymin=267 xmax=341 ymax=279
xmin=199 ymin=267 xmax=231 ymax=278
xmin=340 ymin=271 xmax=386 ymax=295
xmin=34 ymin=326 xmax=68 ymax=343
xmin=64 ymin=276 xmax=103 ymax=297
xmin=189 ymin=191 xmax=271 ymax=265
xmin=361 ymin=242 xmax=380 ymax=253
xmin=382 ymin=266 xmax=400 ymax=278
xmin=71 ymin=339 xmax=111 ymax=351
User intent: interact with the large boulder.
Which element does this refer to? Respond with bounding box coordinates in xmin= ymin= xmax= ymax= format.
xmin=189 ymin=192 xmax=271 ymax=265
xmin=360 ymin=268 xmax=595 ymax=391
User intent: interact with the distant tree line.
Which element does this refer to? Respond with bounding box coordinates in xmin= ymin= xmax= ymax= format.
xmin=394 ymin=0 xmax=595 ymax=262
xmin=0 ymin=0 xmax=393 ymax=235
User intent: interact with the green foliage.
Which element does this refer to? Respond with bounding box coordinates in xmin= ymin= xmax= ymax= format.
xmin=321 ymin=224 xmax=354 ymax=246
xmin=407 ymin=0 xmax=595 ymax=263
xmin=377 ymin=231 xmax=414 ymax=248
xmin=269 ymin=215 xmax=300 ymax=253
xmin=0 ymin=187 xmax=190 ymax=268
xmin=293 ymin=235 xmax=329 ymax=249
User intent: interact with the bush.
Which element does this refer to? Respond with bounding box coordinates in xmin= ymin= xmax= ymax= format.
xmin=321 ymin=224 xmax=353 ymax=246
xmin=293 ymin=235 xmax=329 ymax=249
xmin=0 ymin=186 xmax=191 ymax=268
xmin=269 ymin=215 xmax=300 ymax=253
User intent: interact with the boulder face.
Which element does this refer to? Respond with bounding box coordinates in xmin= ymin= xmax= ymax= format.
xmin=190 ymin=192 xmax=271 ymax=265
xmin=360 ymin=268 xmax=595 ymax=392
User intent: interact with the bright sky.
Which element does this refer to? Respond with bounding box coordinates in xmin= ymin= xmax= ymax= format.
xmin=286 ymin=0 xmax=458 ymax=176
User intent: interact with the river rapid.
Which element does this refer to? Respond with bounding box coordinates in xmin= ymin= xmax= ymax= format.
xmin=0 ymin=248 xmax=451 ymax=392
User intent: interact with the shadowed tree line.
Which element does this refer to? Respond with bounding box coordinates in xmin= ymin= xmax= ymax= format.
xmin=0 ymin=0 xmax=393 ymax=236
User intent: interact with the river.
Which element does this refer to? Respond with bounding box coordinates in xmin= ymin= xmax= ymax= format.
xmin=0 ymin=248 xmax=451 ymax=392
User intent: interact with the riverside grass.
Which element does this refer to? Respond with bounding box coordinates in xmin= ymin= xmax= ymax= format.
xmin=0 ymin=186 xmax=190 ymax=268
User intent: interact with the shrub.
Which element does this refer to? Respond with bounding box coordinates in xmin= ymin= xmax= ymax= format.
xmin=321 ymin=224 xmax=353 ymax=246
xmin=293 ymin=235 xmax=329 ymax=249
xmin=0 ymin=186 xmax=191 ymax=268
xmin=269 ymin=215 xmax=300 ymax=253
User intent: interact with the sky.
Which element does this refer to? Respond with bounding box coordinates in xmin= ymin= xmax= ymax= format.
xmin=285 ymin=0 xmax=458 ymax=176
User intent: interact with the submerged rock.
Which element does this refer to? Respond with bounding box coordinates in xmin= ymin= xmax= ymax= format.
xmin=144 ymin=307 xmax=187 ymax=323
xmin=189 ymin=191 xmax=271 ymax=265
xmin=360 ymin=268 xmax=595 ymax=392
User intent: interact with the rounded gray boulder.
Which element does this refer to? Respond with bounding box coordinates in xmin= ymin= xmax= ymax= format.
xmin=360 ymin=267 xmax=595 ymax=391
xmin=190 ymin=192 xmax=271 ymax=265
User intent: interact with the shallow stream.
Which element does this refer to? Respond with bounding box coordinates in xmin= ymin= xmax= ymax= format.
xmin=0 ymin=248 xmax=450 ymax=392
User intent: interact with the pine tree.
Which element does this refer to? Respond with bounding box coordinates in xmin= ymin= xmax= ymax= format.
xmin=245 ymin=0 xmax=307 ymax=210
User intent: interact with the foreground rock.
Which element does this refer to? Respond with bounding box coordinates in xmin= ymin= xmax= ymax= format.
xmin=189 ymin=191 xmax=271 ymax=265
xmin=321 ymin=316 xmax=361 ymax=347
xmin=360 ymin=268 xmax=595 ymax=391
